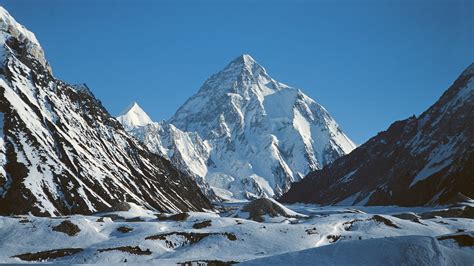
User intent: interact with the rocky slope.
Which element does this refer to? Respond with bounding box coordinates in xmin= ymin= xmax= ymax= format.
xmin=0 ymin=6 xmax=212 ymax=216
xmin=121 ymin=54 xmax=356 ymax=200
xmin=281 ymin=64 xmax=474 ymax=206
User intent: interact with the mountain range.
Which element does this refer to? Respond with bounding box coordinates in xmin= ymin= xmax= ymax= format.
xmin=0 ymin=7 xmax=212 ymax=216
xmin=281 ymin=63 xmax=474 ymax=205
xmin=118 ymin=54 xmax=356 ymax=200
xmin=0 ymin=4 xmax=472 ymax=217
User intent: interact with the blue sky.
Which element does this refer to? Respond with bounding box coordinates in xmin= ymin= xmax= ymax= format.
xmin=3 ymin=0 xmax=473 ymax=144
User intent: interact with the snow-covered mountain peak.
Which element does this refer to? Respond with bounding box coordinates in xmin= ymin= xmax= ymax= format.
xmin=118 ymin=55 xmax=355 ymax=201
xmin=117 ymin=102 xmax=153 ymax=130
xmin=199 ymin=54 xmax=282 ymax=98
xmin=164 ymin=55 xmax=356 ymax=200
xmin=226 ymin=54 xmax=262 ymax=73
xmin=0 ymin=6 xmax=51 ymax=72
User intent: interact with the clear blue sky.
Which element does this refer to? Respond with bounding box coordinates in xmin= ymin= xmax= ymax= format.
xmin=3 ymin=0 xmax=473 ymax=144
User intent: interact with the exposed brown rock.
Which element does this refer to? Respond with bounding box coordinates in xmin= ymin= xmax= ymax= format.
xmin=13 ymin=248 xmax=83 ymax=261
xmin=98 ymin=246 xmax=151 ymax=255
xmin=52 ymin=220 xmax=81 ymax=236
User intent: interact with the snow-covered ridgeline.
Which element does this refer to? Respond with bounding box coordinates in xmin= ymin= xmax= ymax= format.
xmin=119 ymin=54 xmax=356 ymax=200
xmin=0 ymin=6 xmax=212 ymax=216
xmin=0 ymin=7 xmax=50 ymax=72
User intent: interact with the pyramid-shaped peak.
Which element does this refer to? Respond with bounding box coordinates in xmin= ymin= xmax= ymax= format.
xmin=119 ymin=101 xmax=146 ymax=115
xmin=117 ymin=101 xmax=153 ymax=129
xmin=221 ymin=54 xmax=268 ymax=77
xmin=240 ymin=54 xmax=256 ymax=63
xmin=228 ymin=54 xmax=257 ymax=66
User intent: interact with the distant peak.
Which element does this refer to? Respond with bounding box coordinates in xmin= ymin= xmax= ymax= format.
xmin=117 ymin=101 xmax=153 ymax=129
xmin=229 ymin=54 xmax=257 ymax=66
xmin=236 ymin=54 xmax=256 ymax=63
xmin=119 ymin=101 xmax=141 ymax=116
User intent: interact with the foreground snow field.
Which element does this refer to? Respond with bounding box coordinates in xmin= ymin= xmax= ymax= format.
xmin=0 ymin=202 xmax=472 ymax=265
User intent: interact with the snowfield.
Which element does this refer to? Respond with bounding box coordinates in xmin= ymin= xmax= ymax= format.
xmin=0 ymin=202 xmax=472 ymax=265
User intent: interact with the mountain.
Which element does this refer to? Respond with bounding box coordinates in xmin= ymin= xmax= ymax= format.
xmin=281 ymin=64 xmax=474 ymax=206
xmin=122 ymin=54 xmax=356 ymax=200
xmin=126 ymin=119 xmax=218 ymax=200
xmin=0 ymin=6 xmax=212 ymax=216
xmin=116 ymin=102 xmax=153 ymax=130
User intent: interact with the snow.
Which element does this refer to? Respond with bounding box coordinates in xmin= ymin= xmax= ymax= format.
xmin=338 ymin=169 xmax=358 ymax=183
xmin=0 ymin=112 xmax=6 ymax=194
xmin=0 ymin=203 xmax=472 ymax=264
xmin=116 ymin=102 xmax=153 ymax=130
xmin=121 ymin=54 xmax=356 ymax=201
xmin=0 ymin=9 xmax=209 ymax=215
xmin=126 ymin=121 xmax=214 ymax=199
xmin=356 ymin=190 xmax=375 ymax=205
xmin=409 ymin=138 xmax=457 ymax=187
xmin=0 ymin=7 xmax=40 ymax=46
xmin=265 ymin=198 xmax=306 ymax=217
xmin=242 ymin=235 xmax=474 ymax=265
xmin=334 ymin=192 xmax=360 ymax=206
xmin=0 ymin=6 xmax=50 ymax=72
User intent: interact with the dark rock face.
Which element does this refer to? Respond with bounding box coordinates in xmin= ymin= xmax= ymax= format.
xmin=156 ymin=212 xmax=189 ymax=221
xmin=97 ymin=246 xmax=152 ymax=256
xmin=52 ymin=220 xmax=81 ymax=236
xmin=241 ymin=198 xmax=299 ymax=222
xmin=145 ymin=232 xmax=237 ymax=248
xmin=391 ymin=212 xmax=422 ymax=224
xmin=419 ymin=205 xmax=474 ymax=219
xmin=13 ymin=248 xmax=83 ymax=262
xmin=116 ymin=226 xmax=133 ymax=233
xmin=192 ymin=220 xmax=212 ymax=229
xmin=108 ymin=202 xmax=133 ymax=212
xmin=281 ymin=64 xmax=474 ymax=206
xmin=179 ymin=260 xmax=237 ymax=266
xmin=437 ymin=233 xmax=474 ymax=247
xmin=0 ymin=10 xmax=212 ymax=216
